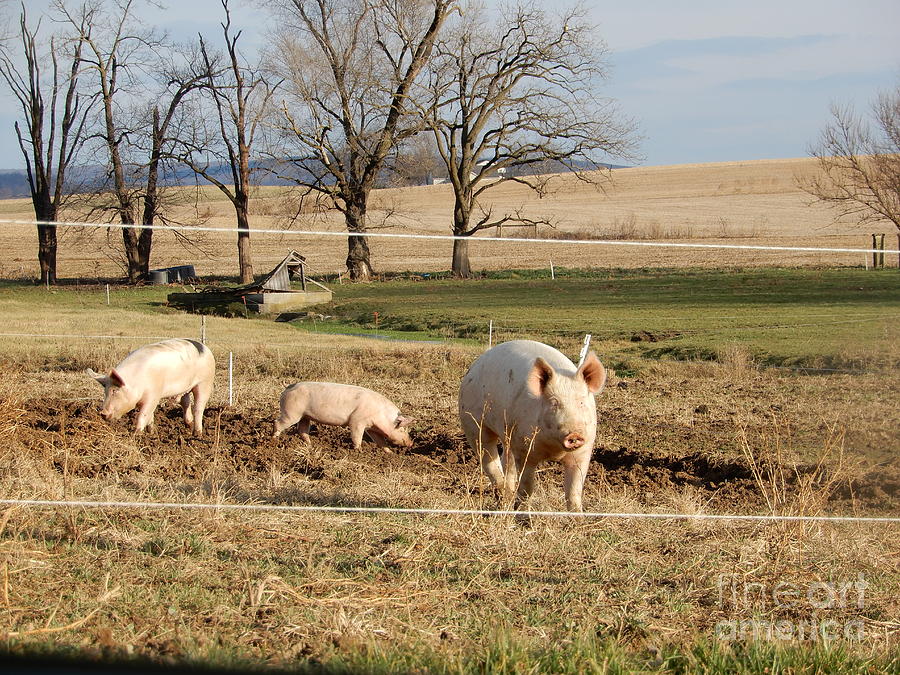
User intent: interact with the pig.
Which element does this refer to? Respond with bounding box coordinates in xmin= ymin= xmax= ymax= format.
xmin=274 ymin=382 xmax=414 ymax=449
xmin=458 ymin=340 xmax=607 ymax=512
xmin=86 ymin=338 xmax=215 ymax=435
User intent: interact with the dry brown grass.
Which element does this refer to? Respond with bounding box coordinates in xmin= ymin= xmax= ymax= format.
xmin=0 ymin=157 xmax=889 ymax=281
xmin=1 ymin=330 xmax=897 ymax=661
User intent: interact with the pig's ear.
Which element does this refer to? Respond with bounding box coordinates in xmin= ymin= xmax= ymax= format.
xmin=527 ymin=357 xmax=555 ymax=397
xmin=578 ymin=352 xmax=607 ymax=394
xmin=109 ymin=369 xmax=126 ymax=388
xmin=86 ymin=368 xmax=110 ymax=387
xmin=395 ymin=415 xmax=414 ymax=428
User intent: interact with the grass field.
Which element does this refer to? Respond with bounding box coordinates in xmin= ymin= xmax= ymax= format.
xmin=295 ymin=267 xmax=900 ymax=374
xmin=1 ymin=159 xmax=899 ymax=672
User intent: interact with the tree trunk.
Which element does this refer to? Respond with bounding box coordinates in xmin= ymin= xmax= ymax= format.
xmin=123 ymin=210 xmax=154 ymax=283
xmin=135 ymin=109 xmax=161 ymax=284
xmin=451 ymin=195 xmax=473 ymax=278
xmin=122 ymin=225 xmax=146 ymax=283
xmin=139 ymin=203 xmax=157 ymax=284
xmin=236 ymin=205 xmax=254 ymax=284
xmin=452 ymin=237 xmax=472 ymax=278
xmin=33 ymin=196 xmax=58 ymax=284
xmin=137 ymin=227 xmax=153 ymax=279
xmin=37 ymin=223 xmax=58 ymax=285
xmin=347 ymin=234 xmax=373 ymax=281
xmin=345 ymin=201 xmax=373 ymax=281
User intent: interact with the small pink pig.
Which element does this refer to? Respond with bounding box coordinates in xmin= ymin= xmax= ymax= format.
xmin=459 ymin=340 xmax=606 ymax=512
xmin=274 ymin=382 xmax=414 ymax=449
xmin=87 ymin=338 xmax=215 ymax=435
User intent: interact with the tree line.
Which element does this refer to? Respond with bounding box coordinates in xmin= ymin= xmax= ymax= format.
xmin=2 ymin=1 xmax=897 ymax=283
xmin=0 ymin=0 xmax=639 ymax=283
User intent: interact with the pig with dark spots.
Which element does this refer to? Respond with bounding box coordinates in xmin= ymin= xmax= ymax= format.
xmin=274 ymin=382 xmax=414 ymax=450
xmin=459 ymin=339 xmax=607 ymax=512
xmin=87 ymin=338 xmax=215 ymax=435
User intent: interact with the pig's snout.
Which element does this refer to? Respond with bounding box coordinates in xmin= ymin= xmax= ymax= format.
xmin=563 ymin=432 xmax=585 ymax=450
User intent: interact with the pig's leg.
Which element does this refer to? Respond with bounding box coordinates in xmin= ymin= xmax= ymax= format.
xmin=365 ymin=428 xmax=390 ymax=448
xmin=295 ymin=417 xmax=311 ymax=444
xmin=502 ymin=440 xmax=520 ymax=499
xmin=180 ymin=393 xmax=194 ymax=429
xmin=561 ymin=450 xmax=591 ymax=513
xmin=134 ymin=398 xmax=160 ymax=434
xmin=349 ymin=418 xmax=367 ymax=450
xmin=514 ymin=462 xmax=538 ymax=509
xmin=191 ymin=380 xmax=213 ymax=436
xmin=463 ymin=414 xmax=504 ymax=491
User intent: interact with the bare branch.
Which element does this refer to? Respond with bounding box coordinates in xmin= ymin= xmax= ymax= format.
xmin=416 ymin=1 xmax=638 ymax=276
xmin=0 ymin=1 xmax=96 ymax=282
xmin=267 ymin=0 xmax=457 ymax=280
xmin=801 ymin=89 xmax=900 ymax=235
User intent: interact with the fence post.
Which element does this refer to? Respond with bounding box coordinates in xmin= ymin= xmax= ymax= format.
xmin=200 ymin=315 xmax=206 ymax=344
xmin=488 ymin=320 xmax=493 ymax=349
xmin=872 ymin=234 xmax=886 ymax=269
xmin=578 ymin=334 xmax=592 ymax=367
xmin=228 ymin=352 xmax=233 ymax=406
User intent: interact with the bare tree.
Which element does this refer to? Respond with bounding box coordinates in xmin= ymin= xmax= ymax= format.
xmin=392 ymin=133 xmax=444 ymax=186
xmin=420 ymin=2 xmax=637 ymax=277
xmin=803 ymin=85 xmax=900 ymax=267
xmin=134 ymin=43 xmax=212 ymax=267
xmin=58 ymin=0 xmax=176 ymax=282
xmin=172 ymin=0 xmax=278 ymax=285
xmin=0 ymin=3 xmax=95 ymax=284
xmin=268 ymin=0 xmax=457 ymax=281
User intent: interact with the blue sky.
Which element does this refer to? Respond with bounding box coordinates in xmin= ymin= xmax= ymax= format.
xmin=595 ymin=0 xmax=900 ymax=164
xmin=0 ymin=0 xmax=898 ymax=170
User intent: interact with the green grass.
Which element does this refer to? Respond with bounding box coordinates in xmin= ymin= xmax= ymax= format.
xmin=3 ymin=267 xmax=898 ymax=371
xmin=4 ymin=633 xmax=897 ymax=674
xmin=295 ymin=267 xmax=900 ymax=371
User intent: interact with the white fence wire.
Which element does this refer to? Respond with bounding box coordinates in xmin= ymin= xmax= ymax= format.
xmin=2 ymin=217 xmax=899 ymax=254
xmin=1 ymin=499 xmax=898 ymax=525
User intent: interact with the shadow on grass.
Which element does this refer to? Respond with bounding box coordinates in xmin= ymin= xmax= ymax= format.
xmin=3 ymin=633 xmax=896 ymax=674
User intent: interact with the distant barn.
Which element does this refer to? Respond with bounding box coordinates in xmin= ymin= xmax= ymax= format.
xmin=167 ymin=250 xmax=332 ymax=315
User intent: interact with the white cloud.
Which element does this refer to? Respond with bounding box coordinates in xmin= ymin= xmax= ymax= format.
xmin=635 ymin=34 xmax=899 ymax=94
xmin=590 ymin=0 xmax=900 ymax=51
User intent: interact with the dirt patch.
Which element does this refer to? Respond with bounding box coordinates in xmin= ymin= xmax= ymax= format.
xmin=630 ymin=330 xmax=682 ymax=343
xmin=589 ymin=445 xmax=761 ymax=507
xmin=10 ymin=397 xmax=897 ymax=513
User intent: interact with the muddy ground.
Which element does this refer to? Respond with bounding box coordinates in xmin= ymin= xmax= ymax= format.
xmin=12 ymin=397 xmax=899 ymax=515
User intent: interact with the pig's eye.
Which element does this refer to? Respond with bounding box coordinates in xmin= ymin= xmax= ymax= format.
xmin=548 ymin=398 xmax=560 ymax=410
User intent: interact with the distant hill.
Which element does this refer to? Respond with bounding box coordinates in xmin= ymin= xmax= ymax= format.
xmin=0 ymin=156 xmax=630 ymax=200
xmin=0 ymin=170 xmax=30 ymax=199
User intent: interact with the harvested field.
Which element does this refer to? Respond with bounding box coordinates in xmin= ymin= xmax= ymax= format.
xmin=0 ymin=157 xmax=893 ymax=281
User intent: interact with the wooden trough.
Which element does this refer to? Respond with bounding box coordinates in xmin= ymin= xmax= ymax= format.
xmin=167 ymin=251 xmax=332 ymax=315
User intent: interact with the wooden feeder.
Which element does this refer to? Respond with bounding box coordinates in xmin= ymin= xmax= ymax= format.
xmin=167 ymin=250 xmax=332 ymax=315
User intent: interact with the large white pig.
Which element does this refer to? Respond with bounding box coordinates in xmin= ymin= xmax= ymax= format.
xmin=274 ymin=382 xmax=414 ymax=449
xmin=459 ymin=340 xmax=606 ymax=512
xmin=87 ymin=338 xmax=215 ymax=435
